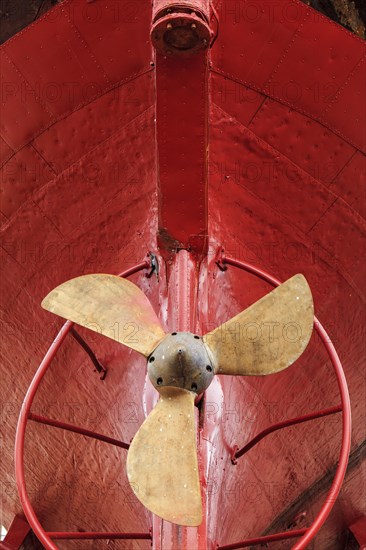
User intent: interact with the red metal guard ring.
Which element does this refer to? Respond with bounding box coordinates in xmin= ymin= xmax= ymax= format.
xmin=221 ymin=256 xmax=351 ymax=550
xmin=14 ymin=262 xmax=150 ymax=550
xmin=151 ymin=10 xmax=212 ymax=55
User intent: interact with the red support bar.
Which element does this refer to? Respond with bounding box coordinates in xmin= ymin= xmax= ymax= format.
xmin=2 ymin=514 xmax=31 ymax=549
xmin=47 ymin=532 xmax=152 ymax=540
xmin=348 ymin=516 xmax=366 ymax=546
xmin=233 ymin=405 xmax=342 ymax=462
xmin=117 ymin=260 xmax=149 ymax=279
xmin=14 ymin=261 xmax=150 ymax=550
xmin=292 ymin=320 xmax=351 ymax=550
xmin=217 ymin=528 xmax=307 ymax=550
xmin=15 ymin=320 xmax=73 ymax=550
xmin=221 ymin=255 xmax=352 ymax=550
xmin=28 ymin=413 xmax=130 ymax=450
xmin=70 ymin=327 xmax=107 ymax=379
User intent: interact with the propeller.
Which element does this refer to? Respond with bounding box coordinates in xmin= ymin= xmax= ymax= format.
xmin=41 ymin=274 xmax=166 ymax=357
xmin=42 ymin=272 xmax=314 ymax=526
xmin=126 ymin=386 xmax=201 ymax=526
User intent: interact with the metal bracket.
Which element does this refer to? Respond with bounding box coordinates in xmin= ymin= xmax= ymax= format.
xmin=146 ymin=252 xmax=159 ymax=281
xmin=230 ymin=445 xmax=239 ymax=466
xmin=215 ymin=246 xmax=227 ymax=272
xmin=70 ymin=327 xmax=107 ymax=380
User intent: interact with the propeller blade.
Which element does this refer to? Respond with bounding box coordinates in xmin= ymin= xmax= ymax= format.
xmin=42 ymin=274 xmax=166 ymax=357
xmin=204 ymin=274 xmax=314 ymax=376
xmin=127 ymin=387 xmax=202 ymax=526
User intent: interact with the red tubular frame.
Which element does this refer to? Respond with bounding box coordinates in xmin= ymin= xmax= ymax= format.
xmin=28 ymin=413 xmax=130 ymax=450
xmin=217 ymin=528 xmax=308 ymax=550
xmin=47 ymin=532 xmax=152 ymax=540
xmin=70 ymin=326 xmax=107 ymax=379
xmin=15 ymin=256 xmax=351 ymax=549
xmin=233 ymin=405 xmax=342 ymax=462
xmin=221 ymin=256 xmax=351 ymax=550
xmin=14 ymin=261 xmax=150 ymax=550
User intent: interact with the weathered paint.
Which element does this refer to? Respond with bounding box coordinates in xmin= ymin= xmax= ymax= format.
xmin=155 ymin=50 xmax=209 ymax=259
xmin=0 ymin=0 xmax=365 ymax=548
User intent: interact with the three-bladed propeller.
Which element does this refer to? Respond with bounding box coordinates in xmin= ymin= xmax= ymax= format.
xmin=42 ymin=272 xmax=314 ymax=526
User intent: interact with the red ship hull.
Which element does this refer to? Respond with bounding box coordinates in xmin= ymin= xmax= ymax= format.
xmin=1 ymin=1 xmax=365 ymax=548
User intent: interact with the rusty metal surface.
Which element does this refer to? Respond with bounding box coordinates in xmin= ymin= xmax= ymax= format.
xmin=152 ymin=0 xmax=211 ymax=20
xmin=151 ymin=0 xmax=212 ymax=55
xmin=151 ymin=12 xmax=211 ymax=55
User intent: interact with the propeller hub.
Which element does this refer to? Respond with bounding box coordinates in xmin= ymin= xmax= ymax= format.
xmin=147 ymin=332 xmax=215 ymax=394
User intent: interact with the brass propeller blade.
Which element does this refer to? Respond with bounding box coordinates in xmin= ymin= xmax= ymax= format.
xmin=204 ymin=274 xmax=314 ymax=376
xmin=127 ymin=387 xmax=202 ymax=526
xmin=42 ymin=274 xmax=166 ymax=357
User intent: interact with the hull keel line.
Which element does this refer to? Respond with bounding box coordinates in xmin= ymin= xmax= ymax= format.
xmin=152 ymin=0 xmax=212 ymax=262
